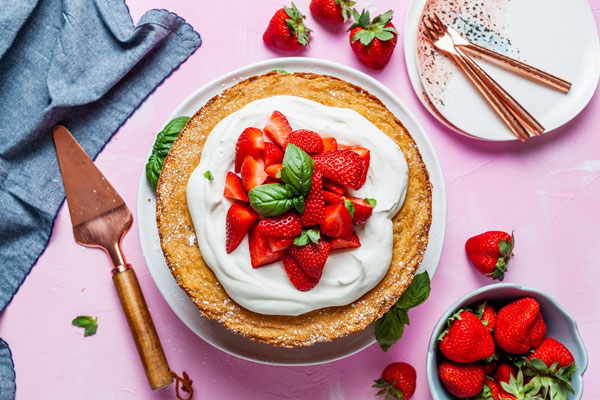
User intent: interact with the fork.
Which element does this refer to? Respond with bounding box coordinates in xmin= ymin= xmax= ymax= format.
xmin=423 ymin=15 xmax=531 ymax=141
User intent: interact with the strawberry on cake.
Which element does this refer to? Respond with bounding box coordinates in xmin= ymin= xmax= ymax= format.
xmin=156 ymin=72 xmax=432 ymax=347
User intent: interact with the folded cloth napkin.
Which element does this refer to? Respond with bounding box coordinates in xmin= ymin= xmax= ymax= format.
xmin=0 ymin=0 xmax=201 ymax=397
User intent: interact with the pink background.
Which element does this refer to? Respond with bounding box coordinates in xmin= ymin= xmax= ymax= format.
xmin=1 ymin=0 xmax=599 ymax=398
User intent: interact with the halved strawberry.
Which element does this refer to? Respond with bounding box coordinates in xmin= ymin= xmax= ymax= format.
xmin=263 ymin=142 xmax=284 ymax=166
xmin=248 ymin=226 xmax=285 ymax=268
xmin=313 ymin=150 xmax=365 ymax=189
xmin=301 ymin=170 xmax=325 ymax=226
xmin=289 ymin=239 xmax=331 ymax=278
xmin=283 ymin=254 xmax=320 ymax=291
xmin=264 ymin=111 xmax=292 ymax=148
xmin=226 ymin=202 xmax=258 ymax=253
xmin=235 ymin=127 xmax=264 ymax=172
xmin=328 ymin=232 xmax=361 ymax=250
xmin=265 ymin=163 xmax=283 ymax=179
xmin=224 ymin=172 xmax=248 ymax=202
xmin=321 ymin=194 xmax=374 ymax=225
xmin=322 ymin=179 xmax=345 ymax=195
xmin=266 ymin=236 xmax=294 ymax=252
xmin=320 ymin=204 xmax=353 ymax=237
xmin=345 ymin=146 xmax=370 ymax=188
xmin=241 ymin=156 xmax=268 ymax=191
xmin=323 ymin=191 xmax=343 ymax=205
xmin=285 ymin=129 xmax=324 ymax=154
xmin=322 ymin=137 xmax=338 ymax=151
xmin=256 ymin=211 xmax=303 ymax=237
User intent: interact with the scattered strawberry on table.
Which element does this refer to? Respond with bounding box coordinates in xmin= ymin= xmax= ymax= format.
xmin=310 ymin=0 xmax=355 ymax=24
xmin=348 ymin=9 xmax=399 ymax=70
xmin=221 ymin=110 xmax=377 ymax=291
xmin=263 ymin=2 xmax=312 ymax=51
xmin=373 ymin=362 xmax=417 ymax=400
xmin=437 ymin=297 xmax=578 ymax=399
xmin=465 ymin=230 xmax=515 ymax=281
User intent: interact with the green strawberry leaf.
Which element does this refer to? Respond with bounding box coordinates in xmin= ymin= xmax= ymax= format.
xmin=280 ymin=144 xmax=314 ymax=197
xmin=364 ymin=198 xmax=377 ymax=207
xmin=344 ymin=198 xmax=355 ymax=217
xmin=375 ymin=272 xmax=431 ymax=351
xmin=375 ymin=30 xmax=395 ymax=41
xmin=145 ymin=116 xmax=190 ymax=190
xmin=203 ymin=170 xmax=214 ymax=180
xmin=248 ymin=183 xmax=296 ymax=217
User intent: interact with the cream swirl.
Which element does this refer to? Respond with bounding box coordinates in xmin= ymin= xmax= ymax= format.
xmin=186 ymin=96 xmax=408 ymax=316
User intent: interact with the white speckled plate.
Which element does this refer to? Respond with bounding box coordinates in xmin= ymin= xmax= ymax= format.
xmin=136 ymin=57 xmax=447 ymax=365
xmin=405 ymin=0 xmax=600 ymax=141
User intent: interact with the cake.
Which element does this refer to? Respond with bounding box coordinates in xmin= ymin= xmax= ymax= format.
xmin=156 ymin=71 xmax=432 ymax=347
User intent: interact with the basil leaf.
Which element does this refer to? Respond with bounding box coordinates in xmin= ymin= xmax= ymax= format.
xmin=280 ymin=144 xmax=314 ymax=197
xmin=375 ymin=272 xmax=431 ymax=351
xmin=344 ymin=199 xmax=355 ymax=217
xmin=306 ymin=229 xmax=320 ymax=244
xmin=364 ymin=198 xmax=377 ymax=207
xmin=293 ymin=195 xmax=305 ymax=213
xmin=248 ymin=184 xmax=295 ymax=217
xmin=145 ymin=116 xmax=190 ymax=190
xmin=203 ymin=170 xmax=214 ymax=180
xmin=84 ymin=318 xmax=98 ymax=337
xmin=294 ymin=231 xmax=309 ymax=246
xmin=72 ymin=316 xmax=94 ymax=328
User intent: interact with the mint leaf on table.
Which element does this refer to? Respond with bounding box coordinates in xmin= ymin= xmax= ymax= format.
xmin=375 ymin=271 xmax=431 ymax=352
xmin=280 ymin=144 xmax=314 ymax=197
xmin=248 ymin=183 xmax=296 ymax=217
xmin=72 ymin=316 xmax=98 ymax=337
xmin=145 ymin=116 xmax=190 ymax=190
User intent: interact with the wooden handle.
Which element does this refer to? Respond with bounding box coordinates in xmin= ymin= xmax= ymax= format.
xmin=113 ymin=268 xmax=173 ymax=390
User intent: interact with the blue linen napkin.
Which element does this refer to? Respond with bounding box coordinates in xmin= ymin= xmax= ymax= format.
xmin=0 ymin=0 xmax=201 ymax=398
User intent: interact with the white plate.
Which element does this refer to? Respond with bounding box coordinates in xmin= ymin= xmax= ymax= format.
xmin=405 ymin=0 xmax=600 ymax=141
xmin=136 ymin=57 xmax=447 ymax=365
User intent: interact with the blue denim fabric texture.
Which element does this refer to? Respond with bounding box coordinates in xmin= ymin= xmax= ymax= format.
xmin=0 ymin=1 xmax=201 ymax=398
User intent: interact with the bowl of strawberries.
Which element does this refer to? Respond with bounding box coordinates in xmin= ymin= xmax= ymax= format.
xmin=427 ymin=283 xmax=588 ymax=399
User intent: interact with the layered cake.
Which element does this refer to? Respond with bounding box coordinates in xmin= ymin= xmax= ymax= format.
xmin=156 ymin=72 xmax=432 ymax=347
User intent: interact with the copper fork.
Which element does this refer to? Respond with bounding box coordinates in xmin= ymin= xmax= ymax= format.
xmin=422 ymin=16 xmax=531 ymax=141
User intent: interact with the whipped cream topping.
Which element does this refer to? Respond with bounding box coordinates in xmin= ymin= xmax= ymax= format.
xmin=186 ymin=96 xmax=408 ymax=316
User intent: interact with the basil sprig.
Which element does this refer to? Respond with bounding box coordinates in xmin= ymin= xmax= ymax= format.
xmin=145 ymin=116 xmax=190 ymax=190
xmin=249 ymin=144 xmax=313 ymax=216
xmin=294 ymin=229 xmax=320 ymax=246
xmin=375 ymin=272 xmax=431 ymax=351
xmin=72 ymin=315 xmax=98 ymax=337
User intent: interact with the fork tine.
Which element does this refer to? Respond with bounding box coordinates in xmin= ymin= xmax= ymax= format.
xmin=424 ymin=15 xmax=443 ymax=35
xmin=423 ymin=24 xmax=438 ymax=42
xmin=432 ymin=13 xmax=446 ymax=30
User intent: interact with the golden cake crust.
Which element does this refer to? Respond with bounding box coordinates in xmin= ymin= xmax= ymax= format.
xmin=156 ymin=72 xmax=432 ymax=347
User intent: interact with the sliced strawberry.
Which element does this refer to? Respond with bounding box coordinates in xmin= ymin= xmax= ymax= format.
xmin=265 ymin=163 xmax=283 ymax=179
xmin=323 ymin=191 xmax=343 ymax=206
xmin=226 ymin=202 xmax=258 ymax=253
xmin=235 ymin=127 xmax=264 ymax=173
xmin=312 ymin=150 xmax=365 ymax=189
xmin=289 ymin=239 xmax=331 ymax=278
xmin=345 ymin=146 xmax=370 ymax=188
xmin=223 ymin=172 xmax=248 ymax=202
xmin=301 ymin=170 xmax=325 ymax=226
xmin=240 ymin=156 xmax=268 ymax=191
xmin=328 ymin=232 xmax=361 ymax=250
xmin=285 ymin=129 xmax=324 ymax=154
xmin=264 ymin=111 xmax=292 ymax=148
xmin=347 ymin=197 xmax=374 ymax=225
xmin=256 ymin=211 xmax=303 ymax=237
xmin=322 ymin=137 xmax=338 ymax=152
xmin=322 ymin=178 xmax=345 ymax=195
xmin=248 ymin=226 xmax=285 ymax=268
xmin=266 ymin=236 xmax=294 ymax=252
xmin=263 ymin=142 xmax=284 ymax=166
xmin=320 ymin=204 xmax=353 ymax=237
xmin=283 ymin=254 xmax=320 ymax=291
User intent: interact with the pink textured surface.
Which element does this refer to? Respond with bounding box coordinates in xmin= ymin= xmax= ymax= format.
xmin=1 ymin=0 xmax=599 ymax=398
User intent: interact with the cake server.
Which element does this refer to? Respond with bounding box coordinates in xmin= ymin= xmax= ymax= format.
xmin=52 ymin=125 xmax=173 ymax=390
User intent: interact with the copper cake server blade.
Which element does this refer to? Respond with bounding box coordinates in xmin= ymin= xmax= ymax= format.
xmin=53 ymin=125 xmax=173 ymax=390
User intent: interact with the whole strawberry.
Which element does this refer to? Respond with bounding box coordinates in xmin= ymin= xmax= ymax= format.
xmin=439 ymin=310 xmax=495 ymax=363
xmin=348 ymin=9 xmax=398 ymax=70
xmin=465 ymin=231 xmax=514 ymax=281
xmin=527 ymin=337 xmax=575 ymax=369
xmin=438 ymin=361 xmax=485 ymax=398
xmin=310 ymin=0 xmax=355 ymax=24
xmin=373 ymin=362 xmax=416 ymax=400
xmin=263 ymin=3 xmax=312 ymax=51
xmin=493 ymin=363 xmax=517 ymax=386
xmin=475 ymin=301 xmax=497 ymax=332
xmin=495 ymin=297 xmax=546 ymax=354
